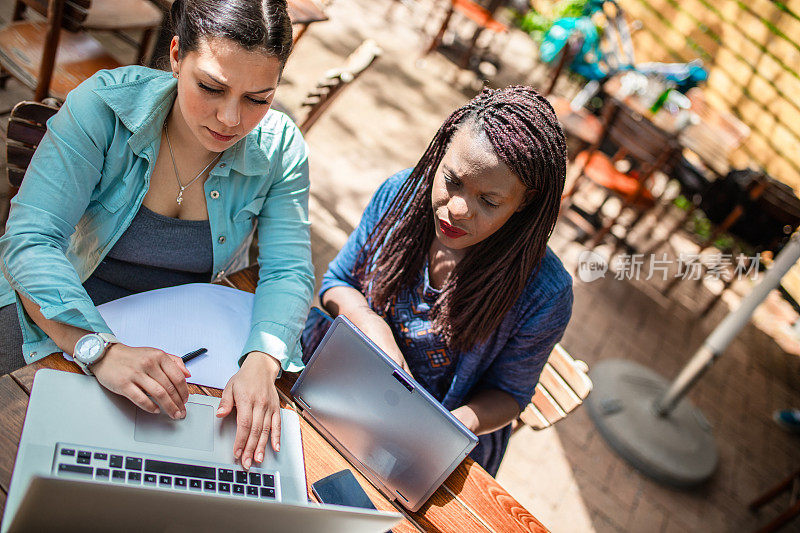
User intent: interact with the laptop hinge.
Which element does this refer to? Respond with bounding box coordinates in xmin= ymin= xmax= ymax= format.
xmin=294 ymin=396 xmax=310 ymax=413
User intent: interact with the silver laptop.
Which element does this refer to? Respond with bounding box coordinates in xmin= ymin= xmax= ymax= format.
xmin=291 ymin=316 xmax=479 ymax=512
xmin=1 ymin=369 xmax=400 ymax=532
xmin=6 ymin=477 xmax=400 ymax=533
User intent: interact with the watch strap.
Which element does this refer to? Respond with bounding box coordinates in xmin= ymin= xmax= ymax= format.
xmin=97 ymin=332 xmax=119 ymax=345
xmin=74 ymin=358 xmax=94 ymax=376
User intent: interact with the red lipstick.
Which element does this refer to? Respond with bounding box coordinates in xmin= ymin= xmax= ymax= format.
xmin=439 ymin=219 xmax=467 ymax=238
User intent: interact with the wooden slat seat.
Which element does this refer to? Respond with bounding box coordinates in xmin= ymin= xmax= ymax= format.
xmin=83 ymin=0 xmax=162 ymax=30
xmin=82 ymin=0 xmax=164 ymax=65
xmin=299 ymin=39 xmax=381 ymax=134
xmin=6 ymin=100 xmax=60 ymax=190
xmin=518 ymin=344 xmax=592 ymax=431
xmin=0 ymin=21 xmax=120 ymax=101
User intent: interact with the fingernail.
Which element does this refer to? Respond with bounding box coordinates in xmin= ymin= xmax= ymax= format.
xmin=217 ymin=407 xmax=224 ymax=414
xmin=235 ymin=449 xmax=242 ymax=459
xmin=276 ymin=444 xmax=280 ymax=452
xmin=243 ymin=458 xmax=251 ymax=469
xmin=180 ymin=410 xmax=186 ymax=419
xmin=257 ymin=453 xmax=263 ymax=462
xmin=153 ymin=408 xmax=160 ymax=414
xmin=173 ymin=411 xmax=180 ymax=419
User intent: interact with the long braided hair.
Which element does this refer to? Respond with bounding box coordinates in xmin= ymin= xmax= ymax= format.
xmin=354 ymin=86 xmax=567 ymax=353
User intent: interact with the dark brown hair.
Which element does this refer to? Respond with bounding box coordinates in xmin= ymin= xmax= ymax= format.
xmin=170 ymin=0 xmax=293 ymax=64
xmin=354 ymin=86 xmax=567 ymax=352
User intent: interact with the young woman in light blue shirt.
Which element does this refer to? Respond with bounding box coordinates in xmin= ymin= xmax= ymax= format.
xmin=0 ymin=0 xmax=312 ymax=470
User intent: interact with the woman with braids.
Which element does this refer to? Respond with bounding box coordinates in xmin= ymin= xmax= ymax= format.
xmin=307 ymin=86 xmax=573 ymax=476
xmin=0 ymin=0 xmax=311 ymax=470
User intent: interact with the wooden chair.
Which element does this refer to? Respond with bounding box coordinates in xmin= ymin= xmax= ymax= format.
xmin=515 ymin=344 xmax=592 ymax=431
xmin=659 ymin=170 xmax=800 ymax=317
xmin=2 ymin=99 xmax=61 ymax=227
xmin=0 ymin=0 xmax=121 ymax=102
xmin=749 ymin=468 xmax=800 ymax=533
xmin=422 ymin=0 xmax=508 ymax=75
xmin=561 ymin=97 xmax=680 ymax=250
xmin=298 ymin=39 xmax=381 ymax=135
xmin=81 ymin=0 xmax=164 ymax=65
xmin=547 ymin=95 xmax=602 ymax=159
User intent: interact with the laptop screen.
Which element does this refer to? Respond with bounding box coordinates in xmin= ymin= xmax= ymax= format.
xmin=292 ymin=316 xmax=477 ymax=511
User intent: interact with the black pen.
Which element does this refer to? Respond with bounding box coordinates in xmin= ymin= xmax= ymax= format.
xmin=181 ymin=348 xmax=208 ymax=363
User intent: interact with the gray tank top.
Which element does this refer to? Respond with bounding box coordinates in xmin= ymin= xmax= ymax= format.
xmin=83 ymin=205 xmax=213 ymax=306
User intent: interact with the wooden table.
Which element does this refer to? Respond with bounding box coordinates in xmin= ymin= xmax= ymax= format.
xmin=604 ymin=76 xmax=750 ymax=177
xmin=0 ymin=266 xmax=547 ymax=532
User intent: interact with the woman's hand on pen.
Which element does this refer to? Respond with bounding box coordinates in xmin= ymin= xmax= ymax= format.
xmin=216 ymin=351 xmax=282 ymax=469
xmin=92 ymin=344 xmax=191 ymax=419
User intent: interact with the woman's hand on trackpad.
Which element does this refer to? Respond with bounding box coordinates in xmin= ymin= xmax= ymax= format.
xmin=216 ymin=351 xmax=282 ymax=469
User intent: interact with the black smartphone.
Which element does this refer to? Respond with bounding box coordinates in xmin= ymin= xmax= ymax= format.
xmin=311 ymin=469 xmax=376 ymax=509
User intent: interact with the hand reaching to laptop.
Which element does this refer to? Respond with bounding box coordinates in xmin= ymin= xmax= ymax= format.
xmin=216 ymin=351 xmax=282 ymax=470
xmin=92 ymin=343 xmax=191 ymax=420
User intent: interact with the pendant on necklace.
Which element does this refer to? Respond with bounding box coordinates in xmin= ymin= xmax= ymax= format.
xmin=177 ymin=189 xmax=184 ymax=205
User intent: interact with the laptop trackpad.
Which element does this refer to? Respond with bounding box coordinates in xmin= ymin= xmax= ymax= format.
xmin=133 ymin=402 xmax=214 ymax=451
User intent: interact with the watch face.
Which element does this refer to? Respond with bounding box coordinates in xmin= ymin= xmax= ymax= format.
xmin=75 ymin=335 xmax=104 ymax=364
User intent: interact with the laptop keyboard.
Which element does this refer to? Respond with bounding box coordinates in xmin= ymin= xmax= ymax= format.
xmin=53 ymin=443 xmax=280 ymax=501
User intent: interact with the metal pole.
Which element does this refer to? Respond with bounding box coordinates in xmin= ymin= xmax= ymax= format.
xmin=655 ymin=232 xmax=800 ymax=415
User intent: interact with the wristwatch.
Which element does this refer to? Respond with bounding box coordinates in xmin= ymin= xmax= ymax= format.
xmin=73 ymin=333 xmax=118 ymax=375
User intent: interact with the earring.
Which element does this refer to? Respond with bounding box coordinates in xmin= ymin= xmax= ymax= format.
xmin=172 ymin=72 xmax=179 ymax=79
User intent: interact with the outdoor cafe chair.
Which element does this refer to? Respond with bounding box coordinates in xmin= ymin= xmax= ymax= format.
xmin=298 ymin=39 xmax=382 ymax=135
xmin=2 ymin=99 xmax=60 ymax=225
xmin=658 ymin=169 xmax=800 ymax=317
xmin=749 ymin=467 xmax=800 ymax=533
xmin=81 ymin=0 xmax=164 ymax=65
xmin=560 ymin=96 xmax=680 ymax=251
xmin=514 ymin=344 xmax=593 ymax=432
xmin=421 ymin=0 xmax=508 ymax=79
xmin=0 ymin=0 xmax=121 ymax=102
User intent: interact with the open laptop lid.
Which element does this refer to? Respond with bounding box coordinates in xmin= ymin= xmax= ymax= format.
xmin=7 ymin=476 xmax=401 ymax=533
xmin=291 ymin=316 xmax=478 ymax=512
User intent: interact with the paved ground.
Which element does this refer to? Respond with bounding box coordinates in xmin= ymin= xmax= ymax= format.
xmin=0 ymin=0 xmax=798 ymax=531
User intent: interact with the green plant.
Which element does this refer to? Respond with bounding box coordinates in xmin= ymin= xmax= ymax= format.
xmin=517 ymin=0 xmax=591 ymax=41
xmin=672 ymin=196 xmax=739 ymax=251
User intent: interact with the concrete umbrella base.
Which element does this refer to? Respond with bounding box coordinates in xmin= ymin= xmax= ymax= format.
xmin=586 ymin=358 xmax=717 ymax=488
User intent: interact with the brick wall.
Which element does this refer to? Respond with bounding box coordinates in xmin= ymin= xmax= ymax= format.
xmin=618 ymin=0 xmax=800 ymax=189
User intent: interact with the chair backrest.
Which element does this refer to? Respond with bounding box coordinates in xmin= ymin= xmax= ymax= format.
xmin=601 ymin=97 xmax=680 ymax=177
xmin=518 ymin=344 xmax=592 ymax=431
xmin=686 ymin=88 xmax=749 ymax=154
xmin=299 ymin=39 xmax=381 ymax=134
xmin=15 ymin=0 xmax=91 ymax=32
xmin=6 ymin=100 xmax=61 ymax=190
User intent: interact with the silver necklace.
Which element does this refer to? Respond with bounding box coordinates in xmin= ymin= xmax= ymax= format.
xmin=164 ymin=122 xmax=221 ymax=205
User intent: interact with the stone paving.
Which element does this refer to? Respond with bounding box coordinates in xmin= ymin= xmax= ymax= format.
xmin=0 ymin=0 xmax=798 ymax=531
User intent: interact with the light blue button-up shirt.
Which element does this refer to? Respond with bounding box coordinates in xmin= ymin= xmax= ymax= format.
xmin=0 ymin=66 xmax=314 ymax=371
